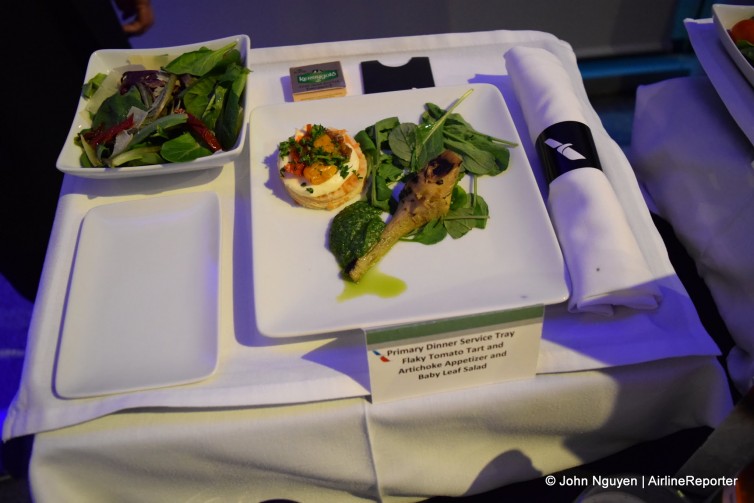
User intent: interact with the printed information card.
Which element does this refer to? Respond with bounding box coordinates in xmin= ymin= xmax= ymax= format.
xmin=366 ymin=306 xmax=544 ymax=403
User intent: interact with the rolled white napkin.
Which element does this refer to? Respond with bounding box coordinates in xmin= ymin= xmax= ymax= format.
xmin=505 ymin=45 xmax=662 ymax=315
xmin=548 ymin=167 xmax=662 ymax=315
xmin=505 ymin=46 xmax=589 ymax=141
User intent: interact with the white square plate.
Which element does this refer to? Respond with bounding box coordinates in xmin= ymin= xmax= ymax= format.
xmin=55 ymin=191 xmax=221 ymax=398
xmin=249 ymin=83 xmax=568 ymax=338
xmin=56 ymin=35 xmax=250 ymax=178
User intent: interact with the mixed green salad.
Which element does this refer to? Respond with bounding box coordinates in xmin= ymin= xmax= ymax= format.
xmin=76 ymin=42 xmax=249 ymax=168
xmin=731 ymin=17 xmax=754 ymax=65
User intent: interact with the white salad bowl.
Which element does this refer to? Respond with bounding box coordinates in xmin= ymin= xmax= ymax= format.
xmin=712 ymin=4 xmax=754 ymax=88
xmin=56 ymin=35 xmax=251 ymax=179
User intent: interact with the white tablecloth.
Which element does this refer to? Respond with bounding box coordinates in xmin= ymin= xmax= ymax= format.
xmin=29 ymin=357 xmax=730 ymax=503
xmin=3 ymin=29 xmax=733 ymax=502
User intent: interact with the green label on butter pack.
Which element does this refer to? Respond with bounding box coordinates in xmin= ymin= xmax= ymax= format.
xmin=297 ymin=69 xmax=340 ymax=84
xmin=290 ymin=60 xmax=346 ymax=98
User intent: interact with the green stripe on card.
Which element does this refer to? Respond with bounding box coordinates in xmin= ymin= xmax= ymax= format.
xmin=366 ymin=305 xmax=544 ymax=346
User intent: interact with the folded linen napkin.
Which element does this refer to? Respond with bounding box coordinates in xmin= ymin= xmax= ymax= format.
xmin=504 ymin=45 xmax=662 ymax=315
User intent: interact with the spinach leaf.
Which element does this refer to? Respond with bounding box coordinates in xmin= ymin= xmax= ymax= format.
xmin=404 ymin=218 xmax=447 ymax=244
xmin=444 ymin=194 xmax=489 ymax=238
xmin=412 ymin=122 xmax=445 ymax=172
xmin=91 ymin=86 xmax=145 ymax=130
xmin=444 ymin=135 xmax=498 ymax=176
xmin=449 ymin=184 xmax=469 ymax=210
xmin=82 ymin=73 xmax=107 ymax=99
xmin=407 ymin=89 xmax=472 ymax=171
xmin=160 ymin=132 xmax=212 ymax=163
xmin=215 ymin=65 xmax=249 ymax=150
xmin=354 ymin=129 xmax=379 ymax=166
xmin=208 ymin=49 xmax=245 ymax=77
xmin=356 ymin=117 xmax=402 ymax=211
xmin=215 ymin=87 xmax=243 ymax=151
xmin=472 ymin=193 xmax=490 ymax=230
xmin=128 ymin=113 xmax=188 ymax=147
xmin=739 ymin=40 xmax=754 ymax=64
xmin=201 ymin=84 xmax=227 ymax=130
xmin=110 ymin=146 xmax=162 ymax=167
xmin=388 ymin=123 xmax=416 ymax=162
xmin=422 ymin=102 xmax=445 ymax=121
xmin=221 ymin=61 xmax=250 ymax=96
xmin=444 ymin=207 xmax=478 ymax=239
xmin=372 ymin=168 xmax=397 ymax=212
xmin=182 ymin=61 xmax=248 ymax=120
xmin=377 ymin=161 xmax=404 ymax=185
xmin=476 ymin=137 xmax=511 ymax=174
xmin=443 ymin=179 xmax=488 ymax=239
xmin=163 ymin=42 xmax=237 ymax=77
xmin=372 ymin=117 xmax=400 ymax=149
xmin=435 ymin=108 xmax=517 ymax=175
xmin=387 ymin=119 xmax=446 ymax=170
xmin=183 ymin=75 xmax=219 ymax=119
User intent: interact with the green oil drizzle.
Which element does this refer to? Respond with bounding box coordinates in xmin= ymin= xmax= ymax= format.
xmin=337 ymin=267 xmax=407 ymax=301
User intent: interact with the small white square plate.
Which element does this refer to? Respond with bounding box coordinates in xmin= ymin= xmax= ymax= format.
xmin=249 ymin=83 xmax=569 ymax=338
xmin=56 ymin=35 xmax=250 ymax=178
xmin=55 ymin=191 xmax=221 ymax=398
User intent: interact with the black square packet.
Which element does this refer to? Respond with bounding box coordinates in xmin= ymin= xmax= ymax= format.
xmin=360 ymin=57 xmax=435 ymax=94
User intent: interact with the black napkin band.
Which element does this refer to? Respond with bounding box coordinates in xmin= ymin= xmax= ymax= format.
xmin=535 ymin=121 xmax=602 ymax=184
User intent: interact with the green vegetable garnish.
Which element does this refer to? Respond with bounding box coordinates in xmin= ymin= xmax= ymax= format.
xmin=82 ymin=73 xmax=107 ymax=99
xmin=349 ymin=89 xmax=516 ymax=245
xmin=329 ymin=201 xmax=386 ymax=270
xmin=277 ymin=124 xmax=352 ymax=177
xmin=163 ymin=42 xmax=238 ymax=77
xmin=327 ymin=90 xmax=518 ymax=277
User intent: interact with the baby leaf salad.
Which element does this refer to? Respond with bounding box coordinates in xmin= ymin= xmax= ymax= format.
xmin=731 ymin=17 xmax=754 ymax=65
xmin=349 ymin=89 xmax=518 ymax=245
xmin=76 ymin=42 xmax=249 ymax=168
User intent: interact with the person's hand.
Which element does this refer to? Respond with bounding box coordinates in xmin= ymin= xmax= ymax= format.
xmin=115 ymin=0 xmax=154 ymax=36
